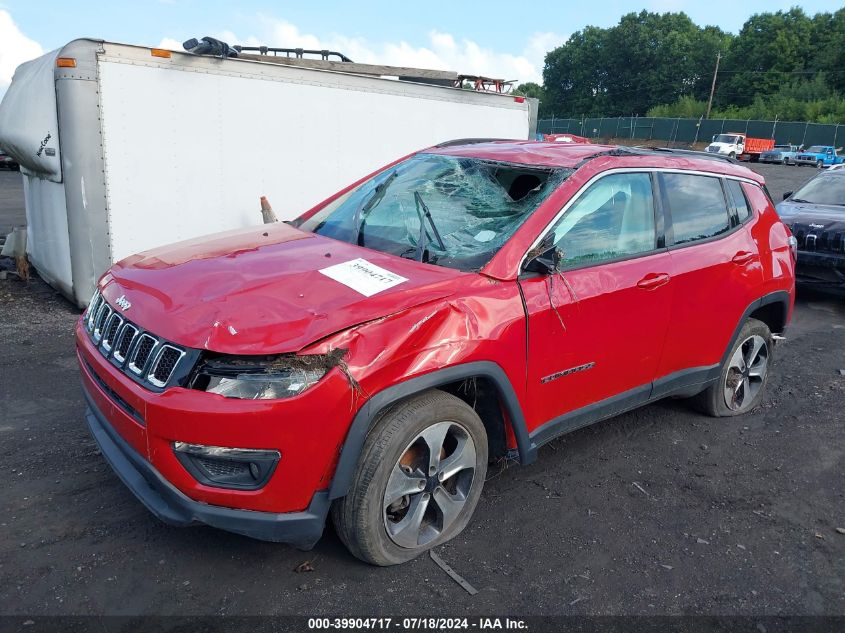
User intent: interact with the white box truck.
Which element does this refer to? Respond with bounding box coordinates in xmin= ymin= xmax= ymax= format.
xmin=0 ymin=39 xmax=537 ymax=307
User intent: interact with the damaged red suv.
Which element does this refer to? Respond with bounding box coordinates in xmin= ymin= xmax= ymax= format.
xmin=77 ymin=141 xmax=795 ymax=565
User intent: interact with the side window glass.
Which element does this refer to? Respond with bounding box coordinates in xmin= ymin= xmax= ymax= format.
xmin=662 ymin=173 xmax=730 ymax=245
xmin=548 ymin=172 xmax=656 ymax=268
xmin=726 ymin=179 xmax=751 ymax=222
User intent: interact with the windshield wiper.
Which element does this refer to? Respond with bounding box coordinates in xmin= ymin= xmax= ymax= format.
xmin=790 ymin=198 xmax=811 ymax=203
xmin=413 ymin=191 xmax=446 ymax=262
xmin=352 ymin=169 xmax=399 ymax=245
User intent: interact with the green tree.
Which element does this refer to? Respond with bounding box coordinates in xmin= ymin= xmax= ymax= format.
xmin=513 ymin=82 xmax=551 ymax=117
xmin=810 ymin=8 xmax=845 ymax=92
xmin=718 ymin=8 xmax=815 ymax=108
xmin=543 ymin=11 xmax=730 ymax=117
xmin=544 ymin=25 xmax=612 ymax=117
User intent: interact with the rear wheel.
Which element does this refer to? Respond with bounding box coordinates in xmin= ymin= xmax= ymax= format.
xmin=696 ymin=318 xmax=773 ymax=417
xmin=332 ymin=390 xmax=488 ymax=566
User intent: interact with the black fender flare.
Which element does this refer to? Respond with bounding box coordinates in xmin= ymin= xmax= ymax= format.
xmin=719 ymin=290 xmax=791 ymax=368
xmin=327 ymin=361 xmax=534 ymax=500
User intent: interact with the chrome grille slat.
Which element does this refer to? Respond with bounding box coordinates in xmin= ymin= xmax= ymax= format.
xmin=128 ymin=334 xmax=158 ymax=376
xmin=84 ymin=297 xmax=186 ymax=389
xmin=101 ymin=314 xmax=124 ymax=352
xmin=148 ymin=345 xmax=186 ymax=387
xmin=92 ymin=304 xmax=112 ymax=343
xmin=113 ymin=324 xmax=138 ymax=364
xmin=86 ymin=290 xmax=102 ymax=331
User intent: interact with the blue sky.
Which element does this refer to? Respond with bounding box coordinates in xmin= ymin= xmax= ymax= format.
xmin=0 ymin=0 xmax=839 ymax=96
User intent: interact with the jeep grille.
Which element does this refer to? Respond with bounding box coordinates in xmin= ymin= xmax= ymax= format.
xmin=83 ymin=289 xmax=187 ymax=390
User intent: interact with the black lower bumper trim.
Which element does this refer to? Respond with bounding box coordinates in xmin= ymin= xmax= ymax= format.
xmin=82 ymin=384 xmax=328 ymax=549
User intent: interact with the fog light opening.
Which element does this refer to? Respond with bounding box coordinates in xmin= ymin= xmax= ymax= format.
xmin=172 ymin=442 xmax=280 ymax=490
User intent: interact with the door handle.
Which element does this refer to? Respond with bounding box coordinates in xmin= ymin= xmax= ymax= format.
xmin=636 ymin=272 xmax=670 ymax=290
xmin=732 ymin=251 xmax=755 ymax=265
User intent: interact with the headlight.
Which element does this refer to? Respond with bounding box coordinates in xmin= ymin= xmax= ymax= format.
xmin=195 ymin=353 xmax=341 ymax=400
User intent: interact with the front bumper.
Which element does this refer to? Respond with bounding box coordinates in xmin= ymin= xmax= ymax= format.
xmin=83 ymin=383 xmax=329 ymax=548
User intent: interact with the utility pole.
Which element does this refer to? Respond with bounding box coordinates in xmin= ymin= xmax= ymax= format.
xmin=705 ymin=51 xmax=721 ymax=120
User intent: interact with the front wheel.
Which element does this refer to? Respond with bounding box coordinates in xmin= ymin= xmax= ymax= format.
xmin=332 ymin=390 xmax=488 ymax=566
xmin=729 ymin=152 xmax=736 ymax=159
xmin=816 ymin=160 xmax=824 ymax=169
xmin=695 ymin=318 xmax=773 ymax=417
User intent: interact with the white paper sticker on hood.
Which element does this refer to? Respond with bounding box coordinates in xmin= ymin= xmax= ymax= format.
xmin=319 ymin=258 xmax=408 ymax=297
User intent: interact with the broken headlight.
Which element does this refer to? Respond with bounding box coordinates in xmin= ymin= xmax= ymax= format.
xmin=194 ymin=354 xmax=336 ymax=400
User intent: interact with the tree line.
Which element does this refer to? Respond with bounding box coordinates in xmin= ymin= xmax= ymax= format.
xmin=516 ymin=7 xmax=845 ymax=124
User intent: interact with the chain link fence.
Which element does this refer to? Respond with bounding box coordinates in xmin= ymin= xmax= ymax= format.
xmin=538 ymin=116 xmax=844 ymax=148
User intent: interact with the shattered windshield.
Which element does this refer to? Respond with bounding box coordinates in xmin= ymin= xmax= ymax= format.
xmin=297 ymin=154 xmax=569 ymax=271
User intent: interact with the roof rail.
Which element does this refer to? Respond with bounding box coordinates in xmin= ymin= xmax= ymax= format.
xmin=435 ymin=138 xmax=514 ymax=148
xmin=232 ymin=46 xmax=353 ymax=63
xmin=633 ymin=146 xmax=739 ymax=164
xmin=574 ymin=145 xmax=740 ymax=169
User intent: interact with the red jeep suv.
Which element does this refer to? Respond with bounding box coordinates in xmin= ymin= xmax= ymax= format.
xmin=77 ymin=141 xmax=795 ymax=565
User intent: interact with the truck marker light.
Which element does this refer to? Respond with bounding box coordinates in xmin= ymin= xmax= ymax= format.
xmin=151 ymin=49 xmax=172 ymax=59
xmin=56 ymin=58 xmax=77 ymax=68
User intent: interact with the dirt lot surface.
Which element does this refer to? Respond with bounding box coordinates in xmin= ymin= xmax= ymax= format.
xmin=0 ymin=163 xmax=843 ymax=619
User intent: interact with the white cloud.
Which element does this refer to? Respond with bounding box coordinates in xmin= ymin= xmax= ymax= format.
xmin=158 ymin=37 xmax=184 ymax=51
xmin=163 ymin=19 xmax=567 ymax=85
xmin=0 ymin=10 xmax=43 ymax=98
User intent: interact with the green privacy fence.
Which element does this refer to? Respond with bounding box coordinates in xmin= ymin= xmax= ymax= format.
xmin=537 ymin=116 xmax=845 ymax=148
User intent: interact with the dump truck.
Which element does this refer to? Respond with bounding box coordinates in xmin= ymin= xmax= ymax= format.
xmin=0 ymin=38 xmax=537 ymax=307
xmin=705 ymin=133 xmax=775 ymax=161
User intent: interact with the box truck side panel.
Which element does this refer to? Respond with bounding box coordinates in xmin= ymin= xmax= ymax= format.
xmin=97 ymin=54 xmax=530 ymax=263
xmin=0 ymin=48 xmax=72 ymax=294
xmin=0 ymin=49 xmax=63 ymax=180
xmin=55 ymin=48 xmax=113 ymax=306
xmin=21 ymin=178 xmax=73 ymax=295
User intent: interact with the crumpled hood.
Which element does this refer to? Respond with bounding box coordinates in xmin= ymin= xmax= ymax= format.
xmin=100 ymin=223 xmax=463 ymax=354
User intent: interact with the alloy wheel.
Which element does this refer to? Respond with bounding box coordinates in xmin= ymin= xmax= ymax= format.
xmin=723 ymin=334 xmax=769 ymax=412
xmin=383 ymin=421 xmax=476 ymax=549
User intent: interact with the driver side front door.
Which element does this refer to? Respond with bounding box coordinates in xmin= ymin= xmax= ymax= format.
xmin=518 ymin=171 xmax=673 ymax=441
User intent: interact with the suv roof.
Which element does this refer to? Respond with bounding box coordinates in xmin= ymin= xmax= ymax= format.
xmin=428 ymin=140 xmax=765 ymax=184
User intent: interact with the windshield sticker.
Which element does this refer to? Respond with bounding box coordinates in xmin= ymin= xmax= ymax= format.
xmin=319 ymin=258 xmax=408 ymax=297
xmin=474 ymin=230 xmax=496 ymax=243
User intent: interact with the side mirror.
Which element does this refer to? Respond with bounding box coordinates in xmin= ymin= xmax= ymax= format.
xmin=782 ymin=191 xmax=792 ymax=200
xmin=524 ymin=243 xmax=562 ymax=275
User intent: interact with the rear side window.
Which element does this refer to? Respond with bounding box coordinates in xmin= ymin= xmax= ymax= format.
xmin=725 ymin=179 xmax=751 ymax=222
xmin=661 ymin=173 xmax=730 ymax=245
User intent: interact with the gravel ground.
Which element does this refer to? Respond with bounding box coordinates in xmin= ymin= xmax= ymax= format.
xmin=0 ymin=163 xmax=843 ymax=619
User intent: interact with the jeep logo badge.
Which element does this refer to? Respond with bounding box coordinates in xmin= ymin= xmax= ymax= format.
xmin=115 ymin=295 xmax=132 ymax=311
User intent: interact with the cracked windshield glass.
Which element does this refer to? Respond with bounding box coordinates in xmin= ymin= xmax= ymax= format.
xmin=297 ymin=153 xmax=569 ymax=271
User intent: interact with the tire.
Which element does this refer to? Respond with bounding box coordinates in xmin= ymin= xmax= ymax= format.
xmin=729 ymin=152 xmax=736 ymax=159
xmin=332 ymin=389 xmax=488 ymax=566
xmin=695 ymin=318 xmax=773 ymax=417
xmin=816 ymin=160 xmax=824 ymax=169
